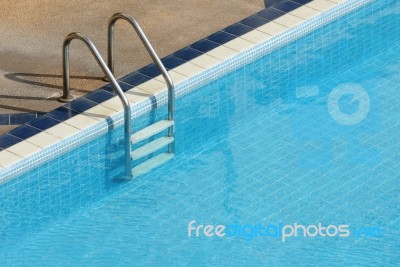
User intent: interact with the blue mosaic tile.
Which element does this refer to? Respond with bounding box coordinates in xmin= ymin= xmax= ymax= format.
xmin=8 ymin=125 xmax=41 ymax=140
xmin=206 ymin=31 xmax=237 ymax=45
xmin=272 ymin=0 xmax=302 ymax=12
xmin=161 ymin=55 xmax=186 ymax=69
xmin=64 ymin=98 xmax=97 ymax=113
xmin=256 ymin=8 xmax=286 ymax=20
xmin=119 ymin=71 xmax=152 ymax=87
xmin=102 ymin=82 xmax=133 ymax=94
xmin=0 ymin=114 xmax=9 ymax=125
xmin=240 ymin=15 xmax=270 ymax=28
xmin=9 ymin=113 xmax=37 ymax=125
xmin=172 ymin=47 xmax=203 ymax=61
xmin=0 ymin=134 xmax=22 ymax=149
xmin=84 ymin=89 xmax=115 ymax=104
xmin=27 ymin=115 xmax=60 ymax=131
xmin=46 ymin=107 xmax=79 ymax=122
xmin=137 ymin=64 xmax=161 ymax=78
xmin=190 ymin=39 xmax=220 ymax=53
xmin=223 ymin=23 xmax=254 ymax=36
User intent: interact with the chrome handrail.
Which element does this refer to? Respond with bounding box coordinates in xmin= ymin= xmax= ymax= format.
xmin=59 ymin=32 xmax=132 ymax=179
xmin=107 ymin=13 xmax=175 ymax=153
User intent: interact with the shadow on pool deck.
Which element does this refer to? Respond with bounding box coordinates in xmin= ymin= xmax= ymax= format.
xmin=0 ymin=0 xmax=264 ymax=133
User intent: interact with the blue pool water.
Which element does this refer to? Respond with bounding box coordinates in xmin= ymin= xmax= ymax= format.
xmin=1 ymin=0 xmax=399 ymax=266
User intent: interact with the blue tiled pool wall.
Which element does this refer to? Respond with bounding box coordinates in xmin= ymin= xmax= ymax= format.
xmin=0 ymin=0 xmax=394 ymax=248
xmin=0 ymin=0 xmax=375 ymax=183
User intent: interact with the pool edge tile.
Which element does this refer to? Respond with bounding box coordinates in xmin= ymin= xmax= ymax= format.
xmin=45 ymin=122 xmax=81 ymax=139
xmin=0 ymin=150 xmax=23 ymax=168
xmin=306 ymin=0 xmax=337 ymax=12
xmin=6 ymin=141 xmax=41 ymax=158
xmin=25 ymin=131 xmax=62 ymax=149
xmin=289 ymin=5 xmax=322 ymax=19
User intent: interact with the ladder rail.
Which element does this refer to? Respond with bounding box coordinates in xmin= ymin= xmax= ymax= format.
xmin=59 ymin=32 xmax=132 ymax=179
xmin=107 ymin=12 xmax=175 ymax=154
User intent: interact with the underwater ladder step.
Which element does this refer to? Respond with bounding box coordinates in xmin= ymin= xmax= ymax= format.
xmin=131 ymin=153 xmax=174 ymax=176
xmin=131 ymin=136 xmax=174 ymax=160
xmin=131 ymin=120 xmax=174 ymax=144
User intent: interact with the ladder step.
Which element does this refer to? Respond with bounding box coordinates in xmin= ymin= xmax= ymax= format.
xmin=132 ymin=153 xmax=174 ymax=177
xmin=131 ymin=120 xmax=174 ymax=144
xmin=131 ymin=136 xmax=174 ymax=160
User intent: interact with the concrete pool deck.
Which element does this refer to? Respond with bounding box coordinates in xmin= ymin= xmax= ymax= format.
xmin=0 ymin=0 xmax=264 ymax=133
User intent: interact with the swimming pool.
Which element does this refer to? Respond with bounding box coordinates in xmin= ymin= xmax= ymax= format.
xmin=0 ymin=0 xmax=399 ymax=265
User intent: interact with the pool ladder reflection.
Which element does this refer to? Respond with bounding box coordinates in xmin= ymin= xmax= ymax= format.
xmin=59 ymin=13 xmax=175 ymax=179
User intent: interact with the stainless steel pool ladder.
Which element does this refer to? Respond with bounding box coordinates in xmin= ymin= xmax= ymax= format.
xmin=107 ymin=13 xmax=175 ymax=177
xmin=59 ymin=14 xmax=175 ymax=179
xmin=59 ymin=32 xmax=133 ymax=180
